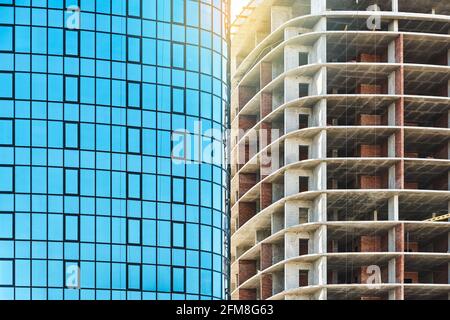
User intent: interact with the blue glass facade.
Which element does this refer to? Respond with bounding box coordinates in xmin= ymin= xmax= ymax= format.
xmin=0 ymin=0 xmax=229 ymax=300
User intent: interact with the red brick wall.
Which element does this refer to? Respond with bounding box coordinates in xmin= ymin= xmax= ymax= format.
xmin=381 ymin=234 xmax=389 ymax=252
xmin=395 ymin=35 xmax=404 ymax=64
xmin=357 ymin=114 xmax=383 ymax=125
xmin=260 ymin=62 xmax=272 ymax=89
xmin=260 ymin=183 xmax=272 ymax=209
xmin=239 ymin=260 xmax=256 ymax=285
xmin=260 ymin=274 xmax=272 ymax=300
xmin=260 ymin=243 xmax=273 ymax=270
xmin=404 ymin=181 xmax=418 ymax=189
xmin=358 ymin=175 xmax=382 ymax=189
xmin=260 ymin=92 xmax=272 ymax=118
xmin=239 ymin=86 xmax=255 ymax=110
xmin=360 ymin=236 xmax=381 ymax=252
xmin=404 ymin=272 xmax=419 ymax=283
xmin=238 ymin=202 xmax=256 ymax=228
xmin=395 ymin=224 xmax=405 ymax=289
xmin=405 ymin=242 xmax=418 ymax=252
xmin=260 ymin=122 xmax=272 ymax=150
xmin=357 ymin=84 xmax=382 ymax=94
xmin=239 ymin=173 xmax=257 ymax=197
xmin=357 ymin=144 xmax=382 ymax=157
xmin=358 ymin=53 xmax=382 ymax=63
xmin=239 ymin=115 xmax=257 ymax=131
xmin=239 ymin=289 xmax=257 ymax=300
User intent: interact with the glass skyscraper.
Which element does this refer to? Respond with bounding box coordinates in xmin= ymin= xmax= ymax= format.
xmin=0 ymin=0 xmax=229 ymax=300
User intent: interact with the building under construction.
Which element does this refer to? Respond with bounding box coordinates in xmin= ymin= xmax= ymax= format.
xmin=230 ymin=0 xmax=450 ymax=300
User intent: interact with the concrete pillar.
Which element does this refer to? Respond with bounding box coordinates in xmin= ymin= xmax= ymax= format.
xmin=285 ymin=263 xmax=298 ymax=291
xmin=312 ymin=99 xmax=327 ymax=127
xmin=388 ymin=133 xmax=396 ymax=157
xmin=388 ymin=41 xmax=397 ymax=64
xmin=313 ymin=17 xmax=327 ymax=32
xmin=312 ymin=67 xmax=327 ymax=96
xmin=313 ymin=162 xmax=327 ymax=191
xmin=388 ymin=165 xmax=396 ymax=189
xmin=315 ymin=289 xmax=327 ymax=300
xmin=311 ymin=0 xmax=327 ymax=15
xmin=314 ymin=256 xmax=327 ymax=286
xmin=392 ymin=0 xmax=399 ymax=12
xmin=312 ymin=36 xmax=327 ymax=64
xmin=312 ymin=130 xmax=327 ymax=159
xmin=388 ymin=258 xmax=396 ymax=283
xmin=312 ymin=193 xmax=327 ymax=222
xmin=312 ymin=225 xmax=327 ymax=254
xmin=271 ymin=6 xmax=292 ymax=33
xmin=388 ymin=195 xmax=399 ymax=220
xmin=388 ymin=103 xmax=396 ymax=126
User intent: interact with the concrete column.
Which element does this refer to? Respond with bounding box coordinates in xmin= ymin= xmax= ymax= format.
xmin=312 ymin=36 xmax=327 ymax=64
xmin=313 ymin=162 xmax=327 ymax=191
xmin=311 ymin=0 xmax=327 ymax=15
xmin=271 ymin=6 xmax=292 ymax=33
xmin=388 ymin=41 xmax=396 ymax=64
xmin=312 ymin=99 xmax=327 ymax=127
xmin=313 ymin=17 xmax=327 ymax=32
xmin=312 ymin=130 xmax=327 ymax=159
xmin=388 ymin=133 xmax=396 ymax=157
xmin=388 ymin=195 xmax=399 ymax=220
xmin=313 ymin=256 xmax=327 ymax=286
xmin=312 ymin=225 xmax=327 ymax=254
xmin=388 ymin=165 xmax=396 ymax=189
xmin=312 ymin=193 xmax=327 ymax=222
xmin=312 ymin=67 xmax=327 ymax=96
xmin=285 ymin=263 xmax=298 ymax=291
xmin=392 ymin=0 xmax=399 ymax=12
xmin=388 ymin=103 xmax=396 ymax=126
xmin=388 ymin=258 xmax=396 ymax=283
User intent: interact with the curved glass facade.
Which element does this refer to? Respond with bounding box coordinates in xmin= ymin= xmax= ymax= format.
xmin=0 ymin=0 xmax=229 ymax=300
